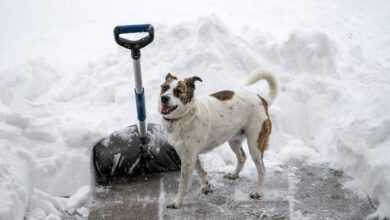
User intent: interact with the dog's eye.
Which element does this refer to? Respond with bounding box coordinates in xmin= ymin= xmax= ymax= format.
xmin=161 ymin=85 xmax=169 ymax=92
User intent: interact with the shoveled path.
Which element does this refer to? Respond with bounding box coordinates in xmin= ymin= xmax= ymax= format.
xmin=88 ymin=162 xmax=375 ymax=220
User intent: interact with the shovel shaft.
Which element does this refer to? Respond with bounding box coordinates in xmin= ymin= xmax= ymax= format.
xmin=133 ymin=58 xmax=143 ymax=93
xmin=113 ymin=24 xmax=155 ymax=138
xmin=132 ymin=58 xmax=147 ymax=137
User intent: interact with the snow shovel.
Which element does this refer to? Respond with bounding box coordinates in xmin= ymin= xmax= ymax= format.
xmin=92 ymin=24 xmax=180 ymax=185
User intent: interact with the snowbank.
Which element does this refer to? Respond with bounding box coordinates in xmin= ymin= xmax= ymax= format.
xmin=0 ymin=117 xmax=91 ymax=219
xmin=1 ymin=0 xmax=389 ymax=218
xmin=0 ymin=147 xmax=32 ymax=220
xmin=25 ymin=185 xmax=91 ymax=220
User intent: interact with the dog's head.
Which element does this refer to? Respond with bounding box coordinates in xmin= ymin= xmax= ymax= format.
xmin=159 ymin=73 xmax=202 ymax=118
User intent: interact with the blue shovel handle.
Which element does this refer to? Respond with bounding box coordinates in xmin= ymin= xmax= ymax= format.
xmin=113 ymin=24 xmax=154 ymax=52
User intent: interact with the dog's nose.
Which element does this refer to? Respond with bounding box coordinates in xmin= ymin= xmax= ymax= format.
xmin=161 ymin=96 xmax=170 ymax=104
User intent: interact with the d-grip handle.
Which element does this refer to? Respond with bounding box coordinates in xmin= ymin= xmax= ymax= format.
xmin=114 ymin=24 xmax=154 ymax=59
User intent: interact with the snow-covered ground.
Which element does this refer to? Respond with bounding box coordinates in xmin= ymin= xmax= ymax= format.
xmin=1 ymin=0 xmax=389 ymax=219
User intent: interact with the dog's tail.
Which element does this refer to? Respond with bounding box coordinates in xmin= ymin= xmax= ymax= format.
xmin=245 ymin=70 xmax=278 ymax=105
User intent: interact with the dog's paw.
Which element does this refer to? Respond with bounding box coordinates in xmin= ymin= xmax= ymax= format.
xmin=166 ymin=201 xmax=181 ymax=209
xmin=223 ymin=173 xmax=239 ymax=180
xmin=201 ymin=183 xmax=213 ymax=195
xmin=249 ymin=192 xmax=263 ymax=200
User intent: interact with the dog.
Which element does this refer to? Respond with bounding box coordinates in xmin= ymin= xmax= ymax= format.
xmin=159 ymin=70 xmax=278 ymax=209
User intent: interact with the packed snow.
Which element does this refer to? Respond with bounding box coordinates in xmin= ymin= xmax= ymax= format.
xmin=1 ymin=0 xmax=389 ymax=219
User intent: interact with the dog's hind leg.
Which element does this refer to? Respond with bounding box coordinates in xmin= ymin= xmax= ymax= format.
xmin=246 ymin=120 xmax=271 ymax=200
xmin=247 ymin=137 xmax=265 ymax=199
xmin=195 ymin=156 xmax=212 ymax=194
xmin=224 ymin=136 xmax=246 ymax=180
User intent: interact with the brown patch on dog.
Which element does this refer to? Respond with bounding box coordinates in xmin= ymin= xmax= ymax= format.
xmin=256 ymin=95 xmax=271 ymax=154
xmin=172 ymin=76 xmax=202 ymax=104
xmin=165 ymin=72 xmax=177 ymax=81
xmin=210 ymin=90 xmax=234 ymax=101
xmin=160 ymin=73 xmax=178 ymax=95
xmin=257 ymin=95 xmax=269 ymax=117
xmin=258 ymin=119 xmax=272 ymax=154
xmin=174 ymin=81 xmax=191 ymax=104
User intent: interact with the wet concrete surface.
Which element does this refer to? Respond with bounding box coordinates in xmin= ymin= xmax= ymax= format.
xmin=291 ymin=165 xmax=375 ymax=220
xmin=161 ymin=170 xmax=289 ymax=220
xmin=87 ymin=163 xmax=376 ymax=220
xmin=89 ymin=174 xmax=161 ymax=220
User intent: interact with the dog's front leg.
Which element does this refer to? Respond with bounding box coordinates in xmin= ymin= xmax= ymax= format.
xmin=167 ymin=153 xmax=196 ymax=209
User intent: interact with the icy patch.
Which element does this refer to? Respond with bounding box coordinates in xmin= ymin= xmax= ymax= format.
xmin=158 ymin=178 xmax=165 ymax=220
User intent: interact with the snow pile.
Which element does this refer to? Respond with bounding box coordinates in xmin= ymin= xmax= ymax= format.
xmin=0 ymin=56 xmax=93 ymax=219
xmin=264 ymin=32 xmax=338 ymax=75
xmin=1 ymin=0 xmax=390 ymax=218
xmin=332 ymin=96 xmax=390 ymax=218
xmin=0 ymin=140 xmax=91 ymax=220
xmin=258 ymin=28 xmax=390 ymax=217
xmin=25 ymin=186 xmax=91 ymax=220
xmin=0 ymin=147 xmax=31 ymax=220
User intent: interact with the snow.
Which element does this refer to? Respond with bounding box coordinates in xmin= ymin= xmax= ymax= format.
xmin=66 ymin=185 xmax=92 ymax=215
xmin=0 ymin=147 xmax=32 ymax=220
xmin=1 ymin=0 xmax=390 ymax=219
xmin=25 ymin=186 xmax=91 ymax=219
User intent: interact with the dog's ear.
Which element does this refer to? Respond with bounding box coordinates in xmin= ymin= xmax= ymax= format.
xmin=185 ymin=76 xmax=202 ymax=88
xmin=165 ymin=73 xmax=177 ymax=81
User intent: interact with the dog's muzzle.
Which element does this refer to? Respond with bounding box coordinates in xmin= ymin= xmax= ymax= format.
xmin=160 ymin=104 xmax=178 ymax=115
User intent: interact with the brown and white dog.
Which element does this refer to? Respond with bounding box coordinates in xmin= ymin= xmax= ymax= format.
xmin=159 ymin=70 xmax=278 ymax=209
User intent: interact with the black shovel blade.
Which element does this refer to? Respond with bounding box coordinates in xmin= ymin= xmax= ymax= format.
xmin=92 ymin=123 xmax=180 ymax=185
